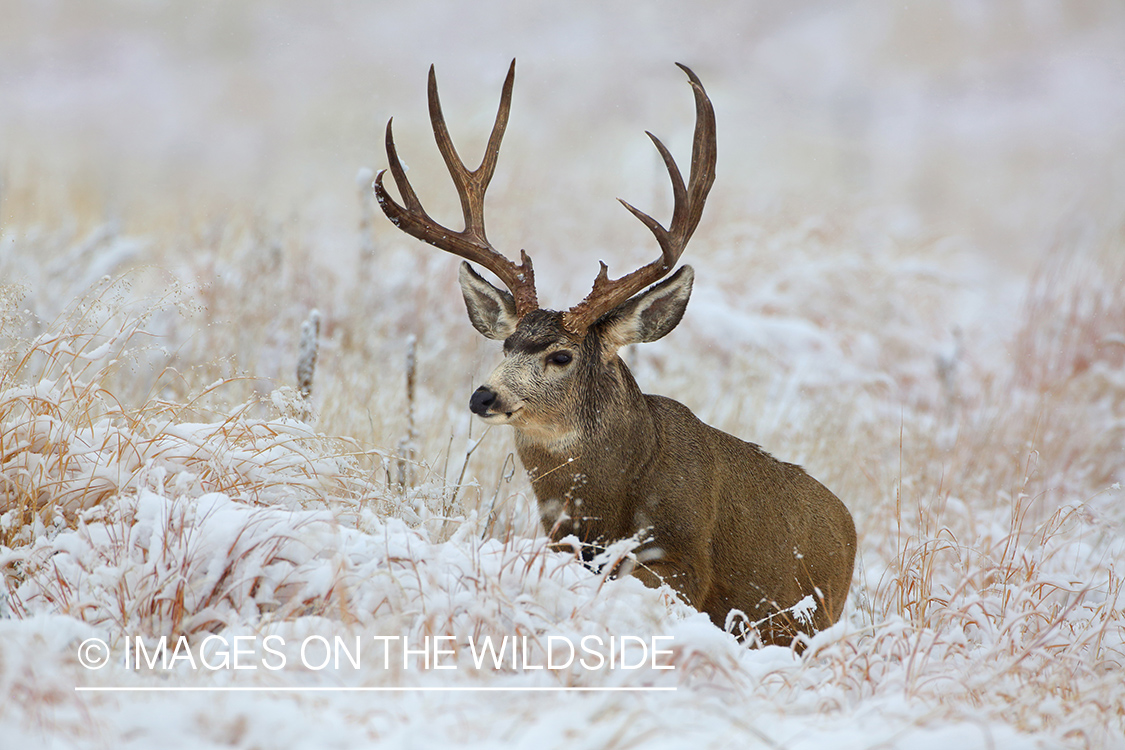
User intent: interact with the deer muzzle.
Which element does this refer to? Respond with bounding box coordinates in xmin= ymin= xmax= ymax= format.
xmin=469 ymin=385 xmax=523 ymax=423
xmin=469 ymin=386 xmax=498 ymax=416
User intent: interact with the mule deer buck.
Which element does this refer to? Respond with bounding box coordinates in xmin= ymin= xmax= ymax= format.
xmin=374 ymin=61 xmax=856 ymax=646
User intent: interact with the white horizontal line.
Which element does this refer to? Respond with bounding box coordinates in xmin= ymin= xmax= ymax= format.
xmin=75 ymin=686 xmax=676 ymax=693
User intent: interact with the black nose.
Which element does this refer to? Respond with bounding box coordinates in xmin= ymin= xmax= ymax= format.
xmin=469 ymin=386 xmax=497 ymax=416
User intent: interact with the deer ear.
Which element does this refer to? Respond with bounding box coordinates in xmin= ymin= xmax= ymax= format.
xmin=459 ymin=262 xmax=520 ymax=340
xmin=599 ymin=265 xmax=694 ymax=349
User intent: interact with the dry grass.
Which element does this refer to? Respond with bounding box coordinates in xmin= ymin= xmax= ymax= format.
xmin=1 ymin=160 xmax=1123 ymax=747
xmin=2 ymin=3 xmax=1124 ymax=745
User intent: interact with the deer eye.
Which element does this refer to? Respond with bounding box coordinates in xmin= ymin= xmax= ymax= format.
xmin=546 ymin=351 xmax=573 ymax=367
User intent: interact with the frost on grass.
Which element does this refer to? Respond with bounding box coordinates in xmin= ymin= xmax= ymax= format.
xmin=0 ymin=282 xmax=719 ymax=683
xmin=295 ymin=308 xmax=320 ymax=406
xmin=0 ymin=241 xmax=1123 ymax=748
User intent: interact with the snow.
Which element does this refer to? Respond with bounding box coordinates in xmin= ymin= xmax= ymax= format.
xmin=4 ymin=270 xmax=1122 ymax=748
xmin=2 ymin=2 xmax=1125 ymax=748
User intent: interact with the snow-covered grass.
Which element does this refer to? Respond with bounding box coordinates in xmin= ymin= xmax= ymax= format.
xmin=2 ymin=193 xmax=1122 ymax=748
xmin=3 ymin=2 xmax=1125 ymax=748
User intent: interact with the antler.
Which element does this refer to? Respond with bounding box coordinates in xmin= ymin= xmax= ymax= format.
xmin=373 ymin=59 xmax=539 ymax=317
xmin=562 ymin=63 xmax=716 ymax=335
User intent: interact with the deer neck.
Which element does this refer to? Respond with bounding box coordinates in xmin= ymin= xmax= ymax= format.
xmin=513 ymin=357 xmax=656 ymax=501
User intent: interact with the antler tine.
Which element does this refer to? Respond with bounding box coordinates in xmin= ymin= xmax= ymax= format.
xmin=563 ymin=63 xmax=716 ymax=335
xmin=373 ymin=60 xmax=538 ymax=317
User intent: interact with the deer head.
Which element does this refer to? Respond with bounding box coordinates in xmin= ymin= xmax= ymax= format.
xmin=374 ymin=60 xmax=715 ymax=449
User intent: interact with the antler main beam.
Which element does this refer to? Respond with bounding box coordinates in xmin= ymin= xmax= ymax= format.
xmin=562 ymin=63 xmax=717 ymax=335
xmin=373 ymin=60 xmax=539 ymax=317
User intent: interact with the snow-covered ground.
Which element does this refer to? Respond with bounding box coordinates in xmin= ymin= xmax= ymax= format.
xmin=2 ymin=2 xmax=1124 ymax=748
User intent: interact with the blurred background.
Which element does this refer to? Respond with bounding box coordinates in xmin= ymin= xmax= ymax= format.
xmin=3 ymin=0 xmax=1123 ymax=275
